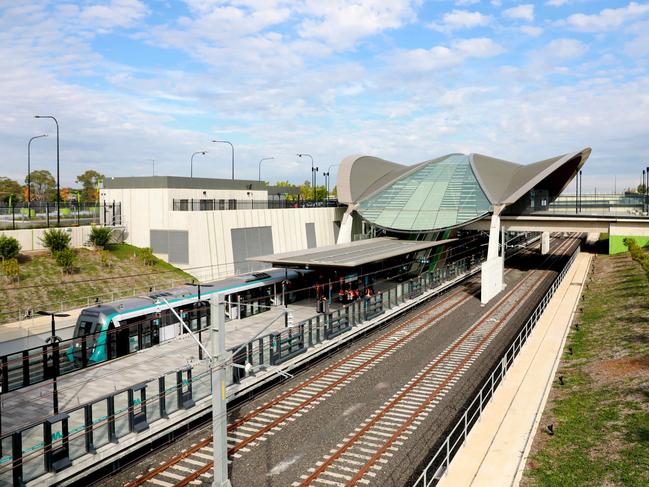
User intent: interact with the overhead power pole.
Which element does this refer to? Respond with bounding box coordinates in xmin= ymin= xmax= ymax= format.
xmin=210 ymin=294 xmax=232 ymax=487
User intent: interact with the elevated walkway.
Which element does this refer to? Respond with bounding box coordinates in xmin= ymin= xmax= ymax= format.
xmin=438 ymin=251 xmax=591 ymax=486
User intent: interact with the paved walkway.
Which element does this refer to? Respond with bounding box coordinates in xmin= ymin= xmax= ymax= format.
xmin=439 ymin=251 xmax=592 ymax=487
xmin=0 ymin=300 xmax=323 ymax=435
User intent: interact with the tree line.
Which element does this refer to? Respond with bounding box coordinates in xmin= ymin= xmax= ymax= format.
xmin=0 ymin=169 xmax=103 ymax=204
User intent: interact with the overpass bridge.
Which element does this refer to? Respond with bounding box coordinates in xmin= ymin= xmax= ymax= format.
xmin=465 ymin=212 xmax=649 ymax=254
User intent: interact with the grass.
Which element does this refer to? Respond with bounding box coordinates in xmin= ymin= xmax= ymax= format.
xmin=0 ymin=243 xmax=194 ymax=324
xmin=522 ymin=251 xmax=649 ymax=486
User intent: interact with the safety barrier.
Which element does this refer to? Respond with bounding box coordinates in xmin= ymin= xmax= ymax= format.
xmin=0 ymin=238 xmax=547 ymax=486
xmin=411 ymin=244 xmax=580 ymax=487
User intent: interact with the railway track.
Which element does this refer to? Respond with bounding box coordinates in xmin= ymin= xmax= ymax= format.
xmin=296 ymin=237 xmax=576 ymax=486
xmin=122 ymin=237 xmax=571 ymax=487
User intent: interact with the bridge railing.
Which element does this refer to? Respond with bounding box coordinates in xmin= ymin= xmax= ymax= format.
xmin=411 ymin=244 xmax=580 ymax=487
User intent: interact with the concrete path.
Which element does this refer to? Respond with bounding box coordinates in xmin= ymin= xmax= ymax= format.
xmin=439 ymin=251 xmax=592 ymax=487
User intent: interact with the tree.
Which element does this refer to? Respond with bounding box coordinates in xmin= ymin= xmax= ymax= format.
xmin=26 ymin=170 xmax=55 ymax=201
xmin=76 ymin=170 xmax=104 ymax=203
xmin=0 ymin=177 xmax=24 ymax=204
xmin=637 ymin=184 xmax=647 ymax=194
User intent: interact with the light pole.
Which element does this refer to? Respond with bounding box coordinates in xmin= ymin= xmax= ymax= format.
xmin=258 ymin=157 xmax=274 ymax=182
xmin=297 ymin=153 xmax=316 ymax=201
xmin=579 ymin=170 xmax=582 ymax=213
xmin=147 ymin=159 xmax=155 ymax=176
xmin=322 ymin=171 xmax=329 ymax=201
xmin=27 ymin=134 xmax=48 ymax=208
xmin=34 ymin=115 xmax=60 ymax=225
xmin=185 ymin=281 xmax=213 ymax=360
xmin=212 ymin=140 xmax=235 ymax=180
xmin=325 ymin=163 xmax=339 ymax=202
xmin=190 ymin=151 xmax=208 ymax=178
xmin=37 ymin=310 xmax=70 ymax=414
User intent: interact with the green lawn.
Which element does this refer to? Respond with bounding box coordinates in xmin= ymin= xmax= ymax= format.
xmin=522 ymin=252 xmax=649 ymax=486
xmin=1 ymin=244 xmax=194 ymax=324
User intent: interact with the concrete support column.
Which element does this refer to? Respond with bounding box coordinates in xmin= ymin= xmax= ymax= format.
xmin=481 ymin=205 xmax=505 ymax=305
xmin=337 ymin=207 xmax=355 ymax=244
xmin=541 ymin=231 xmax=550 ymax=255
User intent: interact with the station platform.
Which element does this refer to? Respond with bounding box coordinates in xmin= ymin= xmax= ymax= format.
xmin=0 ymin=299 xmax=325 ymax=435
xmin=0 ymin=254 xmax=481 ymax=486
xmin=438 ymin=251 xmax=592 ymax=486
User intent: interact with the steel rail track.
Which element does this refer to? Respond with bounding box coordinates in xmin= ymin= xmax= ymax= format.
xmin=296 ymin=237 xmax=577 ymax=486
xmin=125 ymin=277 xmax=486 ymax=486
xmin=122 ymin=238 xmax=559 ymax=487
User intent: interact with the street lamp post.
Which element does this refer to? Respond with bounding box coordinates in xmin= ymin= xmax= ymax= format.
xmin=645 ymin=166 xmax=648 ymax=213
xmin=258 ymin=157 xmax=274 ymax=182
xmin=579 ymin=170 xmax=582 ymax=213
xmin=325 ymin=163 xmax=339 ymax=202
xmin=36 ymin=310 xmax=70 ymax=414
xmin=322 ymin=172 xmax=329 ymax=201
xmin=212 ymin=140 xmax=235 ymax=180
xmin=190 ymin=151 xmax=208 ymax=178
xmin=27 ymin=134 xmax=48 ymax=209
xmin=297 ymin=153 xmax=316 ymax=202
xmin=34 ymin=115 xmax=60 ymax=224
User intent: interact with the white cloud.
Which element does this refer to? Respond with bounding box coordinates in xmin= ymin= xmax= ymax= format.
xmin=566 ymin=2 xmax=649 ymax=32
xmin=546 ymin=0 xmax=568 ymax=6
xmin=429 ymin=9 xmax=492 ymax=31
xmin=80 ymin=0 xmax=148 ymax=31
xmin=503 ymin=4 xmax=535 ymax=22
xmin=520 ymin=25 xmax=543 ymax=36
xmin=389 ymin=37 xmax=504 ymax=72
xmin=297 ymin=0 xmax=417 ymax=50
xmin=455 ymin=0 xmax=481 ymax=5
xmin=545 ymin=38 xmax=588 ymax=60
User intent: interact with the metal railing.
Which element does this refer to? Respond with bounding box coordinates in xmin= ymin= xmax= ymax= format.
xmin=411 ymin=244 xmax=580 ymax=487
xmin=172 ymin=198 xmax=340 ymax=211
xmin=0 ymin=251 xmax=488 ymax=486
xmin=0 ymin=279 xmax=186 ymax=326
xmin=0 ymin=202 xmax=122 ymax=230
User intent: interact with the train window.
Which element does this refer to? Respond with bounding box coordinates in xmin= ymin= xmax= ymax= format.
xmin=129 ymin=325 xmax=139 ymax=353
xmin=79 ymin=320 xmax=94 ymax=336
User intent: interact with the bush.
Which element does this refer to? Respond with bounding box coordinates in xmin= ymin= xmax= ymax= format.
xmin=99 ymin=249 xmax=112 ymax=268
xmin=55 ymin=248 xmax=77 ymax=274
xmin=0 ymin=235 xmax=21 ymax=260
xmin=2 ymin=258 xmax=19 ymax=281
xmin=40 ymin=229 xmax=71 ymax=253
xmin=141 ymin=247 xmax=156 ymax=266
xmin=623 ymin=238 xmax=649 ymax=275
xmin=89 ymin=226 xmax=113 ymax=249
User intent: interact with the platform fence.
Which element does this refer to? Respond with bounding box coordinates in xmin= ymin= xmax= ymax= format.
xmin=411 ymin=244 xmax=580 ymax=487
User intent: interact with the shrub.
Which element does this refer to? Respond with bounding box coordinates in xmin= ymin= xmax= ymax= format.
xmin=0 ymin=235 xmax=21 ymax=260
xmin=40 ymin=229 xmax=71 ymax=253
xmin=2 ymin=258 xmax=19 ymax=281
xmin=55 ymin=248 xmax=77 ymax=274
xmin=99 ymin=249 xmax=112 ymax=268
xmin=141 ymin=247 xmax=156 ymax=266
xmin=89 ymin=226 xmax=113 ymax=249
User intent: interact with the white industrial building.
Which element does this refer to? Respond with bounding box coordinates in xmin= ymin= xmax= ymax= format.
xmin=101 ymin=176 xmax=344 ymax=281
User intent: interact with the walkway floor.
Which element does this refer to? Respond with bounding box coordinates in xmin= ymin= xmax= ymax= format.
xmin=438 ymin=251 xmax=592 ymax=487
xmin=0 ymin=299 xmax=323 ymax=435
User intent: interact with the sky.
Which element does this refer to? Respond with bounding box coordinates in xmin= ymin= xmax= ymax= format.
xmin=1 ymin=0 xmax=648 ymax=193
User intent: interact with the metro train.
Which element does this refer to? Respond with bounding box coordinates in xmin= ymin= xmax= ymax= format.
xmin=66 ymin=268 xmax=308 ymax=365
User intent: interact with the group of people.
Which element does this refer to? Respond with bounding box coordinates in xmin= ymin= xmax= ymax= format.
xmin=337 ymin=286 xmax=374 ymax=303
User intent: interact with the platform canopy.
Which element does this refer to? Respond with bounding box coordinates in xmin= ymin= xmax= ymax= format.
xmin=248 ymin=237 xmax=455 ymax=269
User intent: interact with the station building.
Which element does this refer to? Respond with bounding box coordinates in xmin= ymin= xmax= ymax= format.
xmin=101 ymin=176 xmax=344 ymax=281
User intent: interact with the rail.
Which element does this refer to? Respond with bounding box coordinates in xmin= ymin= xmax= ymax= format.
xmin=171 ymin=198 xmax=340 ymax=211
xmin=0 ymin=202 xmax=121 ymax=230
xmin=0 ymin=249 xmax=490 ymax=486
xmin=411 ymin=242 xmax=580 ymax=487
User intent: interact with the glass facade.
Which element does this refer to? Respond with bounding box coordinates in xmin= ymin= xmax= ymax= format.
xmin=356 ymin=154 xmax=492 ymax=232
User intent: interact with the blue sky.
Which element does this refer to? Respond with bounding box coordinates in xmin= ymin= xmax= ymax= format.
xmin=1 ymin=0 xmax=648 ymax=192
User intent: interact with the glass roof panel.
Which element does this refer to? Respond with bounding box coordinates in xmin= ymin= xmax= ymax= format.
xmin=356 ymin=154 xmax=492 ymax=232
